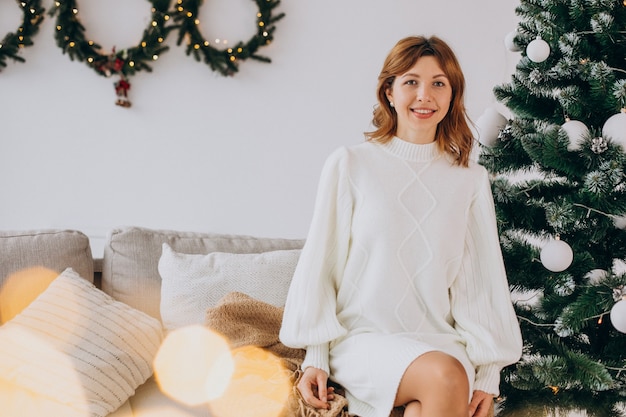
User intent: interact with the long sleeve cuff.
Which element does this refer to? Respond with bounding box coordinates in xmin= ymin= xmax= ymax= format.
xmin=301 ymin=343 xmax=330 ymax=375
xmin=474 ymin=364 xmax=502 ymax=396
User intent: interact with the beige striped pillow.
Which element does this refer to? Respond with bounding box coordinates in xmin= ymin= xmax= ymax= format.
xmin=0 ymin=268 xmax=163 ymax=417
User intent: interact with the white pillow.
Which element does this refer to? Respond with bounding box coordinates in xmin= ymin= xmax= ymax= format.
xmin=158 ymin=243 xmax=300 ymax=333
xmin=0 ymin=268 xmax=163 ymax=417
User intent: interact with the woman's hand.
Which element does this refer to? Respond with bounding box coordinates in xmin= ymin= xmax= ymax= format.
xmin=468 ymin=390 xmax=494 ymax=417
xmin=297 ymin=367 xmax=335 ymax=409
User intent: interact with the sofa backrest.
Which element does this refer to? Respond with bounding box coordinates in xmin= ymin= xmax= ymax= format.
xmin=101 ymin=226 xmax=305 ymax=320
xmin=0 ymin=229 xmax=94 ymax=324
xmin=0 ymin=229 xmax=94 ymax=284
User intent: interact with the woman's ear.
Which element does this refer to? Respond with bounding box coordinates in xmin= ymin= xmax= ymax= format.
xmin=385 ymin=88 xmax=393 ymax=106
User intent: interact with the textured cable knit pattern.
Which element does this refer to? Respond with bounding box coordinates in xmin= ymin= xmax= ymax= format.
xmin=280 ymin=137 xmax=522 ymax=417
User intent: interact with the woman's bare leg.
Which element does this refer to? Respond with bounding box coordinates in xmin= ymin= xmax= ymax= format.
xmin=394 ymin=351 xmax=469 ymax=417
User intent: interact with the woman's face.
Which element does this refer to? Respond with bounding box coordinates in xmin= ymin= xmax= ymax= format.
xmin=385 ymin=55 xmax=452 ymax=144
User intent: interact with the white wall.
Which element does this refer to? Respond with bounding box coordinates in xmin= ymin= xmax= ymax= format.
xmin=0 ymin=0 xmax=519 ymax=256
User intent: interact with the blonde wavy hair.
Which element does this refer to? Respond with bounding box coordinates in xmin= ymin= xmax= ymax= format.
xmin=365 ymin=36 xmax=474 ymax=167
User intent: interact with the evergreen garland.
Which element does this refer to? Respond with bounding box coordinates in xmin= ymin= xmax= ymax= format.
xmin=0 ymin=0 xmax=45 ymax=70
xmin=171 ymin=0 xmax=285 ymax=76
xmin=49 ymin=0 xmax=174 ymax=106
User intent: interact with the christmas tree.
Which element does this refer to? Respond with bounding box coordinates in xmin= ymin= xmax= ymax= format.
xmin=476 ymin=0 xmax=626 ymax=416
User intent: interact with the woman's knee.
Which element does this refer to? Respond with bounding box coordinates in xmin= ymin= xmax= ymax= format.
xmin=396 ymin=351 xmax=469 ymax=405
xmin=423 ymin=352 xmax=469 ymax=393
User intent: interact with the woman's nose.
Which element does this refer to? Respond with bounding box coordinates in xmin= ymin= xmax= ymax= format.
xmin=417 ymin=85 xmax=431 ymax=101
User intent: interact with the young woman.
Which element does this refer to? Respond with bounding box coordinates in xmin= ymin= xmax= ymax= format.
xmin=279 ymin=35 xmax=522 ymax=417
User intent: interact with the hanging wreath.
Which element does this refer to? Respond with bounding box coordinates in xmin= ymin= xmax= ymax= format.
xmin=172 ymin=0 xmax=285 ymax=76
xmin=0 ymin=0 xmax=45 ymax=71
xmin=49 ymin=0 xmax=174 ymax=107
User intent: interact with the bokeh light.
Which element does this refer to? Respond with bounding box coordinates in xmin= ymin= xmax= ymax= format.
xmin=0 ymin=267 xmax=59 ymax=324
xmin=153 ymin=325 xmax=235 ymax=406
xmin=209 ymin=345 xmax=291 ymax=417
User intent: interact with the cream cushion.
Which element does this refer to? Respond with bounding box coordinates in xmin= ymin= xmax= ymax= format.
xmin=158 ymin=243 xmax=300 ymax=333
xmin=102 ymin=226 xmax=304 ymax=320
xmin=0 ymin=268 xmax=163 ymax=417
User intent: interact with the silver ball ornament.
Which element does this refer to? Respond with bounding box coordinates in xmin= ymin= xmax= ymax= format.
xmin=540 ymin=239 xmax=573 ymax=272
xmin=526 ymin=37 xmax=551 ymax=63
xmin=476 ymin=108 xmax=508 ymax=147
xmin=562 ymin=119 xmax=589 ymax=151
xmin=610 ymin=298 xmax=626 ymax=333
xmin=602 ymin=110 xmax=626 ymax=150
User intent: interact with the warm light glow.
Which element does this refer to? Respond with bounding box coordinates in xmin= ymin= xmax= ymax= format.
xmin=0 ymin=267 xmax=58 ymax=324
xmin=154 ymin=325 xmax=235 ymax=406
xmin=209 ymin=345 xmax=291 ymax=417
xmin=0 ymin=331 xmax=86 ymax=415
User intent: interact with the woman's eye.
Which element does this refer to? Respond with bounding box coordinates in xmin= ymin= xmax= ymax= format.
xmin=434 ymin=81 xmax=445 ymax=87
xmin=405 ymin=80 xmax=417 ymax=86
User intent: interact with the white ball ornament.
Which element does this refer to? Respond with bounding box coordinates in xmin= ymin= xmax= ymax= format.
xmin=476 ymin=108 xmax=508 ymax=147
xmin=540 ymin=238 xmax=573 ymax=272
xmin=610 ymin=298 xmax=626 ymax=334
xmin=612 ymin=215 xmax=626 ymax=230
xmin=562 ymin=118 xmax=589 ymax=151
xmin=526 ymin=37 xmax=551 ymax=63
xmin=504 ymin=31 xmax=521 ymax=52
xmin=602 ymin=110 xmax=626 ymax=150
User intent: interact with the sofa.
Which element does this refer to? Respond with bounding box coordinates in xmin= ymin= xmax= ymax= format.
xmin=0 ymin=226 xmax=305 ymax=417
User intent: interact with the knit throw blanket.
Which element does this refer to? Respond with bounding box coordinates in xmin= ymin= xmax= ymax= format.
xmin=205 ymin=291 xmax=351 ymax=417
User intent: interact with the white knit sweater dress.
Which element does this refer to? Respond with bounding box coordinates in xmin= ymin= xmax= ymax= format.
xmin=279 ymin=137 xmax=523 ymax=417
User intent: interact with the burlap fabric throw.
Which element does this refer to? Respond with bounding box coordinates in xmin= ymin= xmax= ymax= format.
xmin=205 ymin=292 xmax=407 ymax=417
